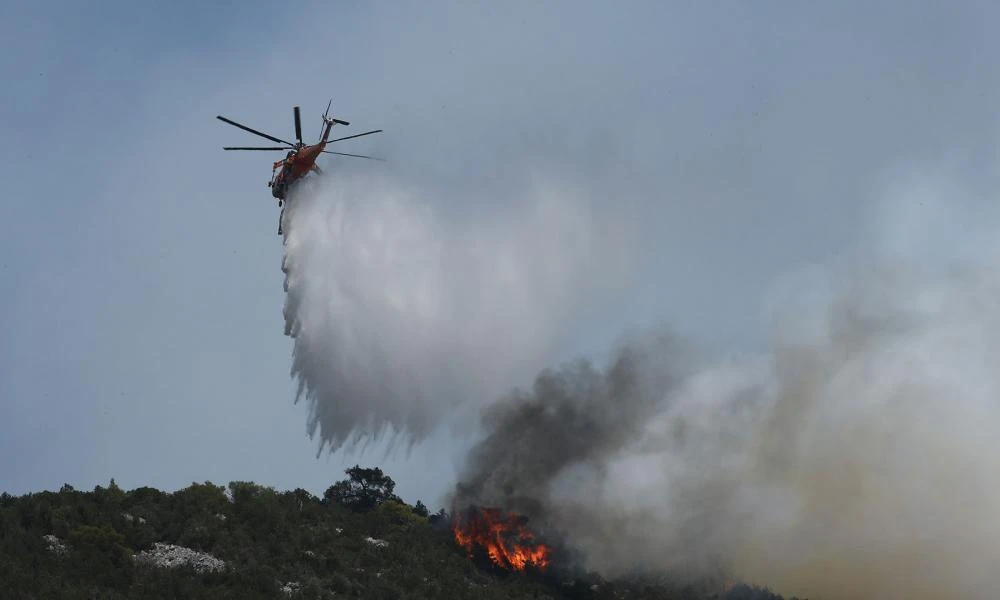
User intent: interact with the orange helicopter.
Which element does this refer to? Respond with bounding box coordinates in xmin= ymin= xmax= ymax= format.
xmin=218 ymin=100 xmax=383 ymax=234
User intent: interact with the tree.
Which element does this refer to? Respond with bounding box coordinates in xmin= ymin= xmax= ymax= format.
xmin=323 ymin=465 xmax=398 ymax=512
xmin=428 ymin=508 xmax=450 ymax=526
xmin=413 ymin=500 xmax=429 ymax=518
xmin=379 ymin=500 xmax=428 ymax=525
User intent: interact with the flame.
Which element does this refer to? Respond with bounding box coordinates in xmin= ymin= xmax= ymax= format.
xmin=452 ymin=506 xmax=552 ymax=572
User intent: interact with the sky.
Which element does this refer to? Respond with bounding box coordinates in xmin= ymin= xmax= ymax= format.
xmin=3 ymin=1 xmax=1000 ymax=510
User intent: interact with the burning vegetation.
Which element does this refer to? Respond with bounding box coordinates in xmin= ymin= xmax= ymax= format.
xmin=452 ymin=506 xmax=552 ymax=572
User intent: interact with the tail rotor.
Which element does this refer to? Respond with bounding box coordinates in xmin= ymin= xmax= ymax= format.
xmin=319 ymin=98 xmax=350 ymax=142
xmin=318 ymin=99 xmax=332 ymax=140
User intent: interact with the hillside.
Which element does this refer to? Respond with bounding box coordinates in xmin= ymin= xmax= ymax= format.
xmin=0 ymin=468 xmax=795 ymax=600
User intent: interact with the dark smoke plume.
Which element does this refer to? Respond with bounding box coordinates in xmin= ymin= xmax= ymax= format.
xmin=451 ymin=330 xmax=762 ymax=581
xmin=453 ymin=330 xmax=692 ymax=520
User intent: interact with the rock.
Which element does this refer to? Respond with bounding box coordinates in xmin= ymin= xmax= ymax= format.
xmin=134 ymin=542 xmax=225 ymax=573
xmin=43 ymin=535 xmax=67 ymax=555
xmin=281 ymin=581 xmax=301 ymax=595
xmin=365 ymin=536 xmax=388 ymax=548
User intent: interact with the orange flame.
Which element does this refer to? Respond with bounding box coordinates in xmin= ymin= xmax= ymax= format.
xmin=452 ymin=506 xmax=552 ymax=572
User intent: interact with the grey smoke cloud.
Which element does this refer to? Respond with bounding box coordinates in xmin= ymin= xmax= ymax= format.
xmin=453 ymin=330 xmax=695 ymax=519
xmin=279 ymin=166 xmax=634 ymax=454
xmin=452 ymin=166 xmax=1000 ymax=599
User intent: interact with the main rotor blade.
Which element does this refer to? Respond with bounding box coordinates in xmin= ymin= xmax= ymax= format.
xmin=224 ymin=146 xmax=291 ymax=150
xmin=326 ymin=129 xmax=383 ymax=143
xmin=294 ymin=106 xmax=302 ymax=145
xmin=322 ymin=150 xmax=385 ymax=161
xmin=216 ymin=115 xmax=294 ymax=146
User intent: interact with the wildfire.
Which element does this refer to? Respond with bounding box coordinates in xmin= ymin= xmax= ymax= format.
xmin=452 ymin=506 xmax=552 ymax=572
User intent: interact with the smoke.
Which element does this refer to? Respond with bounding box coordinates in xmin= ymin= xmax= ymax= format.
xmin=278 ymin=167 xmax=634 ymax=455
xmin=452 ymin=329 xmax=766 ymax=578
xmin=452 ymin=330 xmax=696 ymax=519
xmin=454 ymin=165 xmax=1000 ymax=599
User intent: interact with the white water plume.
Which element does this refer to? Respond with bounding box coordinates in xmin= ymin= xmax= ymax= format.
xmin=279 ymin=169 xmax=634 ymax=455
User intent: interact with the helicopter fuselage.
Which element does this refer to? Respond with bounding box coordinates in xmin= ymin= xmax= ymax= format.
xmin=269 ymin=142 xmax=327 ymax=200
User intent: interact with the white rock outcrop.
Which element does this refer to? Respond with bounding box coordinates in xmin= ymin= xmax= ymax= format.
xmin=281 ymin=581 xmax=301 ymax=595
xmin=365 ymin=536 xmax=388 ymax=548
xmin=134 ymin=542 xmax=225 ymax=573
xmin=43 ymin=534 xmax=67 ymax=555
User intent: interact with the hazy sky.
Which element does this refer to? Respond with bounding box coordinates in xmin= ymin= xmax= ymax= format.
xmin=3 ymin=1 xmax=1000 ymax=509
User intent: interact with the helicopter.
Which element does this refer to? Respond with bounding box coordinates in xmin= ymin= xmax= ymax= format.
xmin=217 ymin=100 xmax=383 ymax=234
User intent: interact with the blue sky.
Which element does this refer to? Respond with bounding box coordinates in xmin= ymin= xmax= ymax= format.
xmin=4 ymin=1 xmax=1000 ymax=509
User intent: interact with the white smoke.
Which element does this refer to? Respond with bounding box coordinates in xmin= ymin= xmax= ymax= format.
xmin=279 ymin=167 xmax=634 ymax=455
xmin=454 ymin=163 xmax=1000 ymax=599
